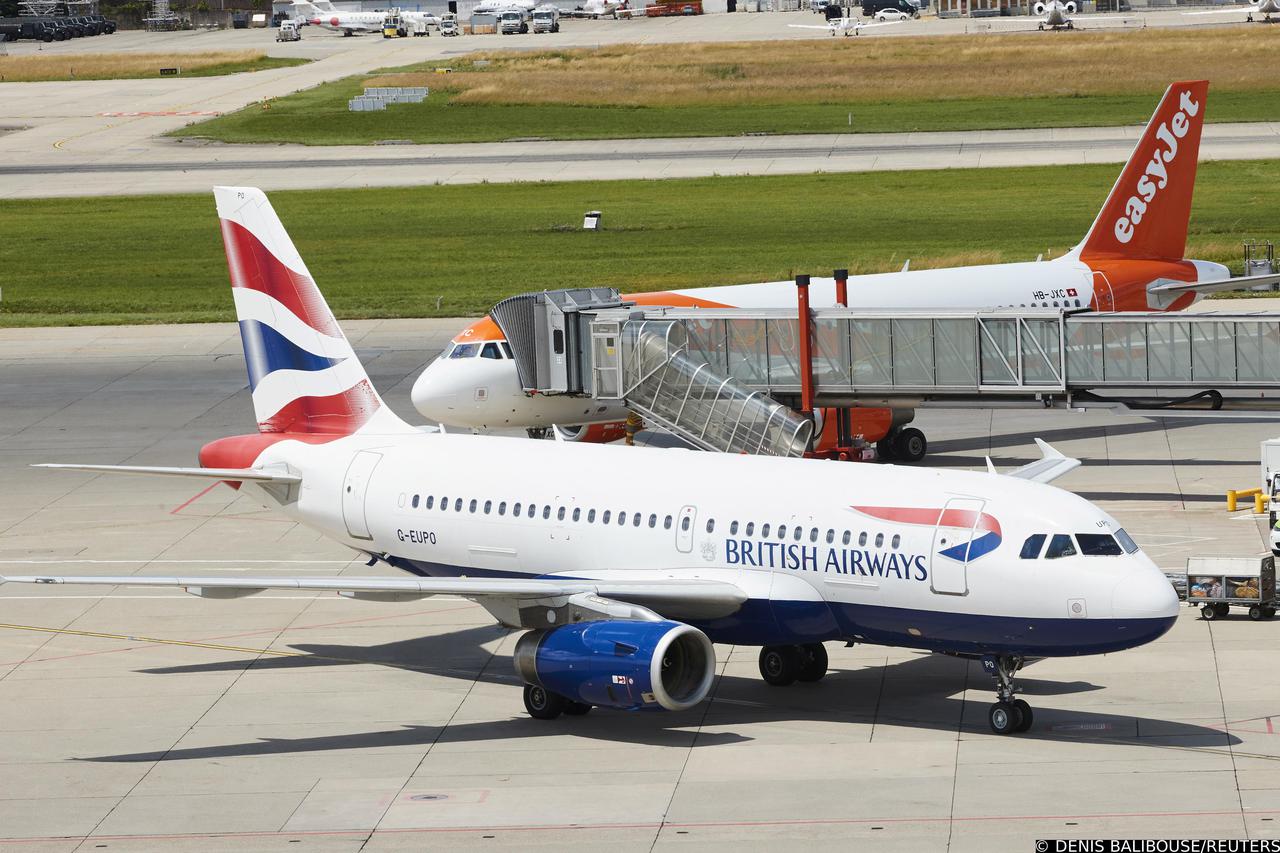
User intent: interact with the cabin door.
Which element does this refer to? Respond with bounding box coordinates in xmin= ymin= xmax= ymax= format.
xmin=929 ymin=498 xmax=985 ymax=596
xmin=342 ymin=451 xmax=383 ymax=540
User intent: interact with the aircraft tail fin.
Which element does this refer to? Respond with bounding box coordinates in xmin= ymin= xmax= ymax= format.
xmin=1075 ymin=80 xmax=1208 ymax=263
xmin=214 ymin=187 xmax=411 ymax=436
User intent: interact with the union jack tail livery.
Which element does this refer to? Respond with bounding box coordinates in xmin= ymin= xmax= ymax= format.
xmin=215 ymin=186 xmax=410 ymax=437
xmin=1075 ymin=80 xmax=1208 ymax=263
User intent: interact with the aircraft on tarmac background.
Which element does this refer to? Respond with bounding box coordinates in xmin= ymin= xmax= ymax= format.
xmin=291 ymin=0 xmax=437 ymax=34
xmin=788 ymin=15 xmax=904 ymax=34
xmin=411 ymin=80 xmax=1279 ymax=460
xmin=0 ymin=185 xmax=1182 ymax=736
xmin=1020 ymin=0 xmax=1137 ymax=29
xmin=1183 ymin=0 xmax=1279 ymax=22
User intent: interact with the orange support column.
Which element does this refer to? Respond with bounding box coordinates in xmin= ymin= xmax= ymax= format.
xmin=796 ymin=275 xmax=814 ymax=416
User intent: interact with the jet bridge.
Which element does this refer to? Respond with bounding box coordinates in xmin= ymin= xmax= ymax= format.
xmin=490 ymin=287 xmax=1280 ymax=458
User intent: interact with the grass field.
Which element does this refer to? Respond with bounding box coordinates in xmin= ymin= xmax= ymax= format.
xmin=1 ymin=161 xmax=1276 ymax=327
xmin=0 ymin=52 xmax=308 ymax=82
xmin=172 ymin=28 xmax=1280 ymax=144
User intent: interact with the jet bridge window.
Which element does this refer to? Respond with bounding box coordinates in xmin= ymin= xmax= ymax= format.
xmin=1020 ymin=534 xmax=1046 ymax=559
xmin=1116 ymin=528 xmax=1139 ymax=554
xmin=449 ymin=343 xmax=479 ymax=359
xmin=480 ymin=343 xmax=502 ymax=360
xmin=1076 ymin=533 xmax=1123 ymax=556
xmin=1045 ymin=533 xmax=1077 ymax=559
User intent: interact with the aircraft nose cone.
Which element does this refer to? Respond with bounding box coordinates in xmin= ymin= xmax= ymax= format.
xmin=410 ymin=362 xmax=458 ymax=422
xmin=1112 ymin=569 xmax=1181 ymax=621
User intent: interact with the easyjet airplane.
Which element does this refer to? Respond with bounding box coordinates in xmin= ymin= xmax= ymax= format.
xmin=412 ymin=80 xmax=1268 ymax=460
xmin=2 ymin=186 xmax=1181 ymax=735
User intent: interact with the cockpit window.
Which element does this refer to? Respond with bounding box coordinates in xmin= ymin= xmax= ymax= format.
xmin=500 ymin=342 xmax=514 ymax=359
xmin=1019 ymin=534 xmax=1046 ymax=559
xmin=1044 ymin=533 xmax=1077 ymax=559
xmin=480 ymin=342 xmax=502 ymax=359
xmin=1115 ymin=528 xmax=1139 ymax=554
xmin=1076 ymin=533 xmax=1123 ymax=556
xmin=449 ymin=343 xmax=479 ymax=359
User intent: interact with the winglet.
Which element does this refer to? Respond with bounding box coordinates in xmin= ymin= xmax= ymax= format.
xmin=1008 ymin=439 xmax=1082 ymax=484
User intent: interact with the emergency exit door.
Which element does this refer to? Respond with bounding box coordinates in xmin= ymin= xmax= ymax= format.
xmin=342 ymin=451 xmax=383 ymax=540
xmin=676 ymin=505 xmax=697 ymax=553
xmin=929 ymin=498 xmax=985 ymax=596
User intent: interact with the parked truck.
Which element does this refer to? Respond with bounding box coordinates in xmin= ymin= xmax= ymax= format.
xmin=499 ymin=8 xmax=529 ymax=32
xmin=531 ymin=6 xmax=559 ymax=31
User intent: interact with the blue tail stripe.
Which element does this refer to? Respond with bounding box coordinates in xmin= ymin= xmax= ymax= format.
xmin=238 ymin=319 xmax=344 ymax=390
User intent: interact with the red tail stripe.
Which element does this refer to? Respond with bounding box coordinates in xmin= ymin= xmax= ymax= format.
xmin=220 ymin=218 xmax=342 ymax=338
xmin=257 ymin=380 xmax=381 ymax=435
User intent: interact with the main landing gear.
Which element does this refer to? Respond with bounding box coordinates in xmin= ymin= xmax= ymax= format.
xmin=983 ymin=654 xmax=1033 ymax=735
xmin=876 ymin=427 xmax=928 ymax=463
xmin=758 ymin=643 xmax=828 ymax=686
xmin=522 ymin=684 xmax=592 ymax=720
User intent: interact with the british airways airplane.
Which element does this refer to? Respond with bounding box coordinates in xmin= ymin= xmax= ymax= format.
xmin=1 ymin=186 xmax=1181 ymax=736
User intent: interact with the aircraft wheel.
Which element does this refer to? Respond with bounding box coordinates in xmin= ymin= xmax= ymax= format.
xmin=894 ymin=427 xmax=927 ymax=463
xmin=758 ymin=645 xmax=802 ymax=686
xmin=1012 ymin=699 xmax=1034 ymax=732
xmin=523 ymin=683 xmax=566 ymax=719
xmin=989 ymin=701 xmax=1021 ymax=735
xmin=563 ymin=700 xmax=593 ymax=716
xmin=796 ymin=643 xmax=829 ymax=682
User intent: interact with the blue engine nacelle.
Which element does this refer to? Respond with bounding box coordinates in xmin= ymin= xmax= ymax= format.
xmin=513 ymin=619 xmax=715 ymax=711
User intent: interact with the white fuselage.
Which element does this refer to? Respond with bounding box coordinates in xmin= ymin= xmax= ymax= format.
xmin=251 ymin=429 xmax=1178 ymax=655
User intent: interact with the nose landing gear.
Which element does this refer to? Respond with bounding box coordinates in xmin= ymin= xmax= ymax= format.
xmin=983 ymin=654 xmax=1033 ymax=734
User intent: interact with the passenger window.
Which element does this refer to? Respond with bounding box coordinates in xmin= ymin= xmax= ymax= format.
xmin=572 ymin=508 xmax=581 ymax=522
xmin=793 ymin=527 xmax=802 ymax=542
xmin=633 ymin=513 xmax=642 ymax=527
xmin=778 ymin=525 xmax=787 ymax=540
xmin=483 ymin=500 xmax=492 ymax=514
xmin=454 ymin=498 xmax=463 ymax=512
xmin=498 ymin=501 xmax=506 ymax=516
xmin=1077 ymin=533 xmax=1123 ymax=556
xmin=761 ymin=524 xmax=771 ymax=537
xmin=558 ymin=507 xmax=566 ymax=521
xmin=603 ymin=510 xmax=611 ymax=524
xmin=588 ymin=509 xmax=596 ymax=523
xmin=480 ymin=343 xmax=502 ymax=359
xmin=426 ymin=496 xmax=435 ymax=510
xmin=859 ymin=532 xmax=867 ymax=546
xmin=619 ymin=511 xmax=627 ymax=526
xmin=542 ymin=506 xmax=551 ymax=520
xmin=501 ymin=342 xmax=514 ymax=359
xmin=664 ymin=515 xmax=673 ymax=530
xmin=679 ymin=516 xmax=688 ymax=531
xmin=730 ymin=521 xmax=739 ymax=535
xmin=891 ymin=534 xmax=900 ymax=549
xmin=707 ymin=519 xmax=716 ymax=534
xmin=449 ymin=343 xmax=478 ymax=359
xmin=745 ymin=522 xmax=755 ymax=536
xmin=1020 ymin=534 xmax=1046 ymax=559
xmin=809 ymin=528 xmax=818 ymax=543
xmin=469 ymin=500 xmax=478 ymax=513
xmin=1115 ymin=528 xmax=1139 ymax=554
xmin=411 ymin=495 xmax=419 ymax=509
xmin=1045 ymin=534 xmax=1077 ymax=559
xmin=874 ymin=533 xmax=884 ymax=548
xmin=649 ymin=514 xmax=657 ymax=529
xmin=826 ymin=529 xmax=835 ymax=544
xmin=513 ymin=502 xmax=521 ymax=516
xmin=842 ymin=531 xmax=851 ymax=546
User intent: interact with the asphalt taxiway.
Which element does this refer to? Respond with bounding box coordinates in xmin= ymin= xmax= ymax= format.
xmin=3 ymin=307 xmax=1280 ymax=851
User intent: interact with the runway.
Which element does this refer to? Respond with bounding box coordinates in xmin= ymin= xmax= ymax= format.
xmin=3 ymin=317 xmax=1280 ymax=850
xmin=1 ymin=11 xmax=1272 ymax=198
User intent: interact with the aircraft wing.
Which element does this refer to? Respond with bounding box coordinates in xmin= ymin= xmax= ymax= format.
xmin=1183 ymin=7 xmax=1248 ymax=13
xmin=1007 ymin=439 xmax=1081 ymax=484
xmin=788 ymin=22 xmax=835 ymax=28
xmin=33 ymin=463 xmax=300 ymax=484
xmin=0 ymin=574 xmax=749 ymax=619
xmin=1147 ymin=271 xmax=1280 ymax=296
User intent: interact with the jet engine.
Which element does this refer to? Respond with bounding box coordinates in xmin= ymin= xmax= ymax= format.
xmin=1033 ymin=1 xmax=1047 ymax=13
xmin=514 ymin=619 xmax=715 ymax=711
xmin=551 ymin=422 xmax=629 ymax=443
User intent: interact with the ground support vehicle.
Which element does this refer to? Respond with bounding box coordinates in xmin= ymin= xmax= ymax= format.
xmin=277 ymin=18 xmax=301 ymax=39
xmin=1184 ymin=556 xmax=1277 ymax=621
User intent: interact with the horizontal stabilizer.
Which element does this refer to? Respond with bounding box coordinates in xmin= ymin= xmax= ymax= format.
xmin=0 ymin=575 xmax=748 ymax=619
xmin=33 ymin=463 xmax=301 ymax=484
xmin=1147 ymin=272 xmax=1280 ymax=296
xmin=1008 ymin=438 xmax=1081 ymax=484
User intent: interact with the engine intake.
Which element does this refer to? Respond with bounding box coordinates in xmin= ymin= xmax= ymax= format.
xmin=514 ymin=620 xmax=715 ymax=711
